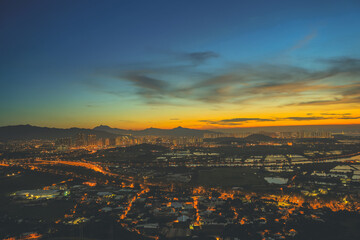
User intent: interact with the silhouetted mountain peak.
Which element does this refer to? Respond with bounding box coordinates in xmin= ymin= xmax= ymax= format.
xmin=94 ymin=125 xmax=215 ymax=137
xmin=94 ymin=125 xmax=112 ymax=129
xmin=0 ymin=124 xmax=218 ymax=140
xmin=244 ymin=134 xmax=273 ymax=141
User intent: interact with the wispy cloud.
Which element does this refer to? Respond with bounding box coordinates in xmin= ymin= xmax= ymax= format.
xmin=221 ymin=118 xmax=276 ymax=122
xmin=288 ymin=30 xmax=317 ymax=52
xmin=284 ymin=116 xmax=326 ymax=121
xmin=199 ymin=114 xmax=360 ymax=126
xmin=184 ymin=51 xmax=219 ymax=65
xmin=123 ymin=73 xmax=169 ymax=91
xmin=86 ymin=53 xmax=360 ymax=109
xmin=200 ymin=117 xmax=276 ymax=125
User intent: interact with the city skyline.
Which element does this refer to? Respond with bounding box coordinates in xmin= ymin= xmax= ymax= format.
xmin=3 ymin=2 xmax=360 ymax=239
xmin=1 ymin=0 xmax=360 ymax=129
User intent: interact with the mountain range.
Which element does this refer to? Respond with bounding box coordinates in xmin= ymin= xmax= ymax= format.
xmin=2 ymin=124 xmax=359 ymax=142
xmin=93 ymin=125 xmax=215 ymax=137
xmin=0 ymin=125 xmax=216 ymax=141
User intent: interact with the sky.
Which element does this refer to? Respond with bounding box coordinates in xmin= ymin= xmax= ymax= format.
xmin=1 ymin=0 xmax=360 ymax=129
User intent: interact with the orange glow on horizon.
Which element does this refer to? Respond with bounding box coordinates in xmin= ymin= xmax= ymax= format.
xmin=107 ymin=118 xmax=360 ymax=130
xmin=18 ymin=106 xmax=360 ymax=130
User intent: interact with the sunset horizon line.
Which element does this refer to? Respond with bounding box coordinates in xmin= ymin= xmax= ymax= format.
xmin=2 ymin=122 xmax=360 ymax=131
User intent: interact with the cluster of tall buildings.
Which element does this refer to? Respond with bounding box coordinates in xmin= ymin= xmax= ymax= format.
xmin=205 ymin=131 xmax=332 ymax=139
xmin=203 ymin=133 xmax=250 ymax=138
xmin=276 ymin=131 xmax=332 ymax=139
xmin=54 ymin=130 xmax=333 ymax=150
xmin=55 ymin=133 xmax=112 ymax=148
xmin=55 ymin=133 xmax=204 ymax=149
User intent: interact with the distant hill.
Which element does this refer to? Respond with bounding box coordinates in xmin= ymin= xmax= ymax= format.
xmin=94 ymin=125 xmax=216 ymax=137
xmin=204 ymin=134 xmax=274 ymax=144
xmin=0 ymin=125 xmax=117 ymax=141
xmin=244 ymin=134 xmax=274 ymax=141
xmin=93 ymin=125 xmax=129 ymax=135
xmin=0 ymin=124 xmax=217 ymax=141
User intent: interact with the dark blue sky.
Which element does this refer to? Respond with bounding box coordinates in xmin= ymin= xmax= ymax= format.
xmin=1 ymin=0 xmax=360 ymax=128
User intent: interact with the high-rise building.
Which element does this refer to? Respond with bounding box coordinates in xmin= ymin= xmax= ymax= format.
xmin=55 ymin=138 xmax=72 ymax=146
xmin=87 ymin=134 xmax=97 ymax=146
xmin=75 ymin=133 xmax=86 ymax=146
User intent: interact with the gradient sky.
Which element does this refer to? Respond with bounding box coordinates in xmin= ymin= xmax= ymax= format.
xmin=1 ymin=0 xmax=360 ymax=129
